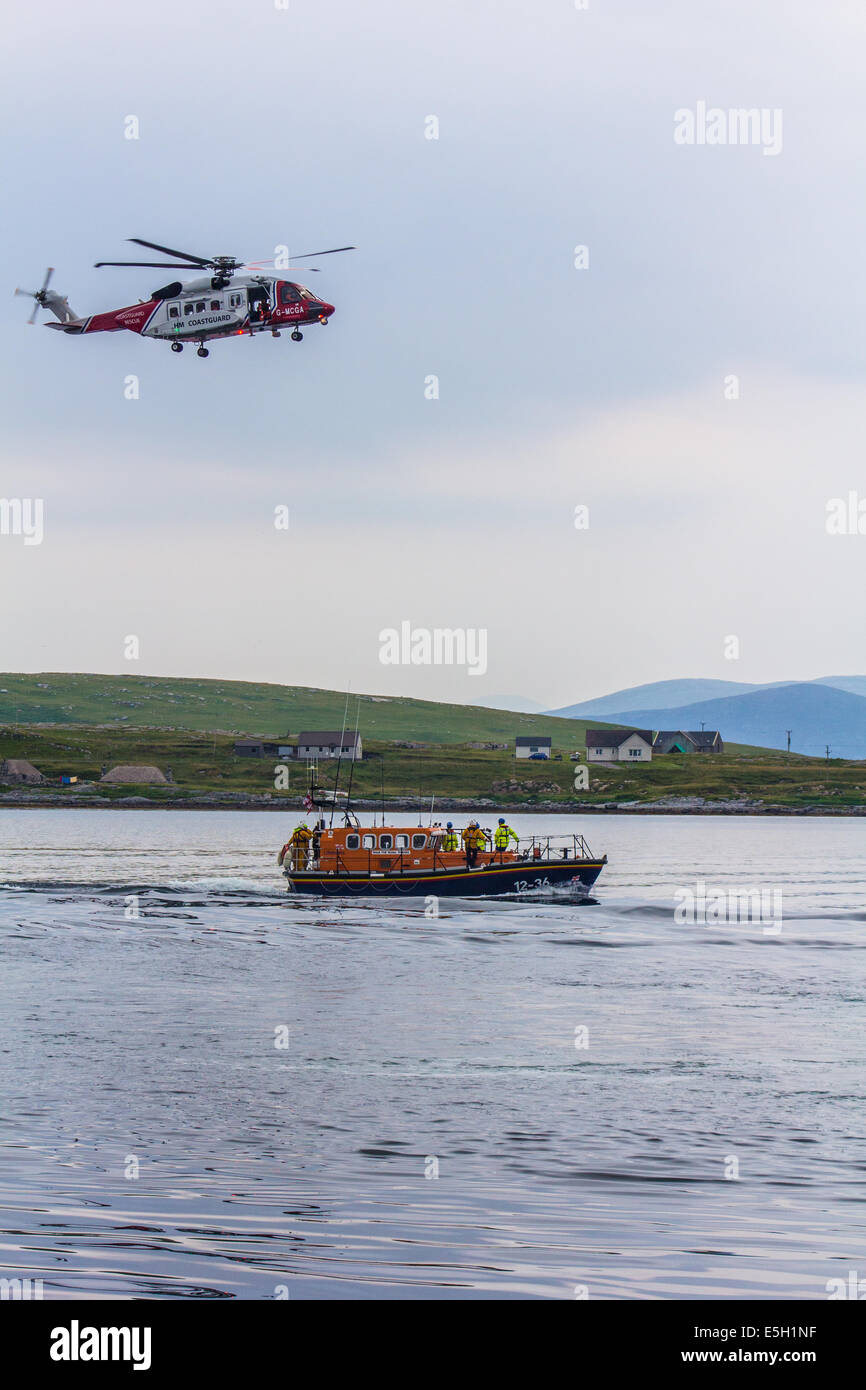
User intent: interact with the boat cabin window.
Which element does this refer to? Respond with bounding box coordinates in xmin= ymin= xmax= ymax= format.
xmin=379 ymin=834 xmax=393 ymax=850
xmin=362 ymin=834 xmax=375 ymax=849
xmin=412 ymin=834 xmax=427 ymax=849
xmin=168 ymin=304 xmax=180 ymax=319
xmin=395 ymin=834 xmax=409 ymax=849
xmin=346 ymin=834 xmax=360 ymax=849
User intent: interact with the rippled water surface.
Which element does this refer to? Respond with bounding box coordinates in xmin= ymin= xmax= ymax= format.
xmin=1 ymin=808 xmax=865 ymax=1300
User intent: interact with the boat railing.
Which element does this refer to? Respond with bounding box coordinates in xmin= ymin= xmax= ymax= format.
xmin=306 ymin=832 xmax=597 ymax=876
xmin=514 ymin=833 xmax=596 ymax=862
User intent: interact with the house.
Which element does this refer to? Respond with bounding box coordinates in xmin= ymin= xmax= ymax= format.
xmin=515 ymin=736 xmax=552 ymax=759
xmin=586 ymin=729 xmax=653 ymax=762
xmin=100 ymin=765 xmax=169 ymax=784
xmin=653 ymin=730 xmax=724 ymax=754
xmin=234 ymin=739 xmax=264 ymax=757
xmin=688 ymin=730 xmax=724 ymax=753
xmin=296 ymin=731 xmax=363 ymax=760
xmin=0 ymin=758 xmax=45 ymax=785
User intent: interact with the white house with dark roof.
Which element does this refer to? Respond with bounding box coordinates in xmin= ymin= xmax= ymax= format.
xmin=586 ymin=728 xmax=653 ymax=762
xmin=296 ymin=731 xmax=363 ymax=760
xmin=515 ymin=735 xmax=552 ymax=759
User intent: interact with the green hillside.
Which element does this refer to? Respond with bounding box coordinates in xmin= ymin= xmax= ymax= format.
xmin=0 ymin=672 xmax=594 ymax=746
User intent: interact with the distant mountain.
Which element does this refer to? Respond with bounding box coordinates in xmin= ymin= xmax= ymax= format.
xmin=597 ymin=683 xmax=866 ymax=760
xmin=813 ymin=675 xmax=866 ymax=700
xmin=549 ymin=678 xmax=764 ymax=718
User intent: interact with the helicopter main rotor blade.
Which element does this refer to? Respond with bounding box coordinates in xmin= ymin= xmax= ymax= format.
xmin=41 ymin=267 xmax=55 ymax=292
xmin=94 ymin=260 xmax=207 ymax=269
xmin=128 ymin=238 xmax=213 ymax=266
xmin=290 ymin=246 xmax=355 ymax=260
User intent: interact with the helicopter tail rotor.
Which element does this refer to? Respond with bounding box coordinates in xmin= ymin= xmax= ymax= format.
xmin=14 ymin=267 xmax=55 ymax=324
xmin=14 ymin=268 xmax=81 ymax=326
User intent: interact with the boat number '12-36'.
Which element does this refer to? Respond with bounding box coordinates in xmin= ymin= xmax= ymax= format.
xmin=513 ymin=878 xmax=551 ymax=892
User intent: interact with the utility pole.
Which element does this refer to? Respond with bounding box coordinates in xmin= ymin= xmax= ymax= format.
xmin=786 ymin=729 xmax=791 ymax=753
xmin=825 ymin=744 xmax=831 ymax=762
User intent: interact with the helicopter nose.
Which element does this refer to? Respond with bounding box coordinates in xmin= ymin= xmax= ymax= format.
xmin=319 ymin=302 xmax=335 ymax=321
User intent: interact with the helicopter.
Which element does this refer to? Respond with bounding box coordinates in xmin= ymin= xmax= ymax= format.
xmin=14 ymin=238 xmax=354 ymax=357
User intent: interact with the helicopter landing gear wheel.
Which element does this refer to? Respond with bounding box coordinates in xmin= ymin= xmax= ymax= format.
xmin=197 ymin=346 xmax=209 ymax=358
xmin=291 ymin=330 xmax=303 ymax=342
xmin=271 ymin=330 xmax=281 ymax=338
xmin=171 ymin=341 xmax=183 ymax=353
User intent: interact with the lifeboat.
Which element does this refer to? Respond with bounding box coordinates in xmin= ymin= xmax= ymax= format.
xmin=278 ymin=817 xmax=607 ymax=898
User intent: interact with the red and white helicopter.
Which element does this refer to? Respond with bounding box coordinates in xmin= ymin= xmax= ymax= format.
xmin=14 ymin=237 xmax=354 ymax=357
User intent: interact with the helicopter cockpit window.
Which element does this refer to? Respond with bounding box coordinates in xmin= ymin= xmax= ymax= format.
xmin=279 ymin=283 xmax=301 ymax=305
xmin=299 ymin=288 xmax=317 ymax=301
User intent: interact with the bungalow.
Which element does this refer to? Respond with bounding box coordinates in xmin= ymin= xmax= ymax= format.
xmin=296 ymin=731 xmax=363 ymax=760
xmin=515 ymin=736 xmax=552 ymax=759
xmin=586 ymin=729 xmax=653 ymax=762
xmin=234 ymin=739 xmax=264 ymax=757
xmin=653 ymin=730 xmax=724 ymax=754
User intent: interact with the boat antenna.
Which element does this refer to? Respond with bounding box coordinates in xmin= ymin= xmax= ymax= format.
xmin=429 ymin=794 xmax=435 ymax=826
xmin=329 ymin=687 xmax=351 ymax=828
xmin=380 ymin=754 xmax=385 ymax=827
xmin=344 ymin=696 xmax=361 ymax=820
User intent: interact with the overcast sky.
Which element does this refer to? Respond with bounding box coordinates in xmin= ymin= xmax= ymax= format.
xmin=2 ymin=0 xmax=865 ymax=709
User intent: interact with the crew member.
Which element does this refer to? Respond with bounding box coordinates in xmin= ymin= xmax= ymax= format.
xmin=280 ymin=821 xmax=313 ymax=870
xmin=462 ymin=820 xmax=480 ymax=868
xmin=493 ymin=818 xmax=519 ymax=857
xmin=474 ymin=823 xmax=491 ymax=861
xmin=442 ymin=821 xmax=459 ymax=852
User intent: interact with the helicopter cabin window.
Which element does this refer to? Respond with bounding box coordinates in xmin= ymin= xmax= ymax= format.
xmin=279 ymin=283 xmax=301 ymax=305
xmin=395 ymin=834 xmax=409 ymax=849
xmin=195 ymin=301 xmax=205 ymax=313
xmin=168 ymin=304 xmax=180 ymax=320
xmin=379 ymin=834 xmax=393 ymax=851
xmin=229 ymin=292 xmax=242 ymax=308
xmin=209 ymin=299 xmax=220 ymax=311
xmin=345 ymin=834 xmax=360 ymax=850
xmin=361 ymin=834 xmax=375 ymax=850
xmin=412 ymin=834 xmax=427 ymax=850
xmin=184 ymin=303 xmax=195 ymax=316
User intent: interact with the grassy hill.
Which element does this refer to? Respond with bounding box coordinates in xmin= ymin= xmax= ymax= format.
xmin=0 ymin=672 xmax=595 ymax=746
xmin=1 ymin=671 xmax=862 ymax=812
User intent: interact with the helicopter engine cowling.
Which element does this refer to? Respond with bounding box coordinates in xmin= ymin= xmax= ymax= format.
xmin=150 ymin=281 xmax=184 ymax=301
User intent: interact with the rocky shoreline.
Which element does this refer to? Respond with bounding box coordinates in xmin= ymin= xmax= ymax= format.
xmin=0 ymin=791 xmax=864 ymax=816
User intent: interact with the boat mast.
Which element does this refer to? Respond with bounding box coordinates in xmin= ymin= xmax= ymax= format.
xmin=329 ymin=688 xmax=351 ymax=828
xmin=343 ymin=696 xmax=361 ymax=822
